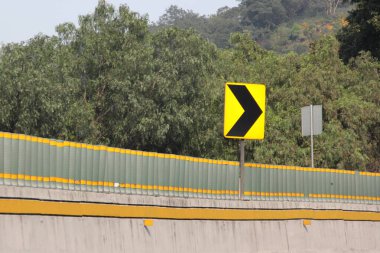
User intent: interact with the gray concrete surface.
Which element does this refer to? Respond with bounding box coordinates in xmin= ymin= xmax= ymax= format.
xmin=0 ymin=185 xmax=380 ymax=253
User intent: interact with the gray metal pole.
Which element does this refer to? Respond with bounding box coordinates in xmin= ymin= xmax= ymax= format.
xmin=310 ymin=105 xmax=314 ymax=168
xmin=239 ymin=140 xmax=245 ymax=199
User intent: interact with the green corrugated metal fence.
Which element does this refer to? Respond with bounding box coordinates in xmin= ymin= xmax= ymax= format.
xmin=0 ymin=132 xmax=379 ymax=203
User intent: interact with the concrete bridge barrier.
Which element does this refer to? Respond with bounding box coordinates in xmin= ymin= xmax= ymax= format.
xmin=0 ymin=185 xmax=379 ymax=253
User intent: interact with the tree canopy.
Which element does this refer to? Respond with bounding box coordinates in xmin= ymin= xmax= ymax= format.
xmin=337 ymin=0 xmax=380 ymax=62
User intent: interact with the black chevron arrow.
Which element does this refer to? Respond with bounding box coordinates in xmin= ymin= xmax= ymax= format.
xmin=226 ymin=85 xmax=263 ymax=137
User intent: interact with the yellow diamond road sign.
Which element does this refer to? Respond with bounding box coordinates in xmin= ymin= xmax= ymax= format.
xmin=224 ymin=82 xmax=266 ymax=140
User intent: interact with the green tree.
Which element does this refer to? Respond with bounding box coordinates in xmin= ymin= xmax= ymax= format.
xmin=240 ymin=0 xmax=289 ymax=30
xmin=202 ymin=7 xmax=242 ymax=48
xmin=0 ymin=36 xmax=77 ymax=138
xmin=62 ymin=1 xmax=154 ymax=146
xmin=155 ymin=5 xmax=242 ymax=48
xmin=156 ymin=5 xmax=206 ymax=28
xmin=337 ymin=0 xmax=380 ymax=62
xmin=148 ymin=28 xmax=221 ymax=156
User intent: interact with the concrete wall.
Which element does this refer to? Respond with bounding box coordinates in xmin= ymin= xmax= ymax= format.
xmin=0 ymin=185 xmax=380 ymax=253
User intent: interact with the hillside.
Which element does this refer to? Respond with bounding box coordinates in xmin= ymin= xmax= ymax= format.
xmin=153 ymin=0 xmax=351 ymax=54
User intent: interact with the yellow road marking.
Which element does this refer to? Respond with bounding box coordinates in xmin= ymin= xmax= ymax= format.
xmin=0 ymin=198 xmax=380 ymax=221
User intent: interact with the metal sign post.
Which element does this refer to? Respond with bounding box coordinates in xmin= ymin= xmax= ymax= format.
xmin=310 ymin=105 xmax=314 ymax=168
xmin=239 ymin=140 xmax=245 ymax=199
xmin=302 ymin=105 xmax=322 ymax=168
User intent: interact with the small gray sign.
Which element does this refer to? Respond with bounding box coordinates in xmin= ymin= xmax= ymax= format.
xmin=301 ymin=105 xmax=322 ymax=136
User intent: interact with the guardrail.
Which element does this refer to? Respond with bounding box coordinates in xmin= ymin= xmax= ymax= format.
xmin=0 ymin=132 xmax=379 ymax=203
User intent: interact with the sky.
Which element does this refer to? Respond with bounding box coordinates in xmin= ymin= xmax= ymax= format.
xmin=0 ymin=0 xmax=238 ymax=44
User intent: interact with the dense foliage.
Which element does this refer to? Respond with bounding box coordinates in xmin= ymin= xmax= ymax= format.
xmin=337 ymin=0 xmax=380 ymax=62
xmin=0 ymin=1 xmax=379 ymax=170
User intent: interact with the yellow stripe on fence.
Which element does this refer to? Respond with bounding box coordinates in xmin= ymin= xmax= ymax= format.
xmin=244 ymin=192 xmax=304 ymax=197
xmin=309 ymin=194 xmax=380 ymax=201
xmin=0 ymin=173 xmax=240 ymax=195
